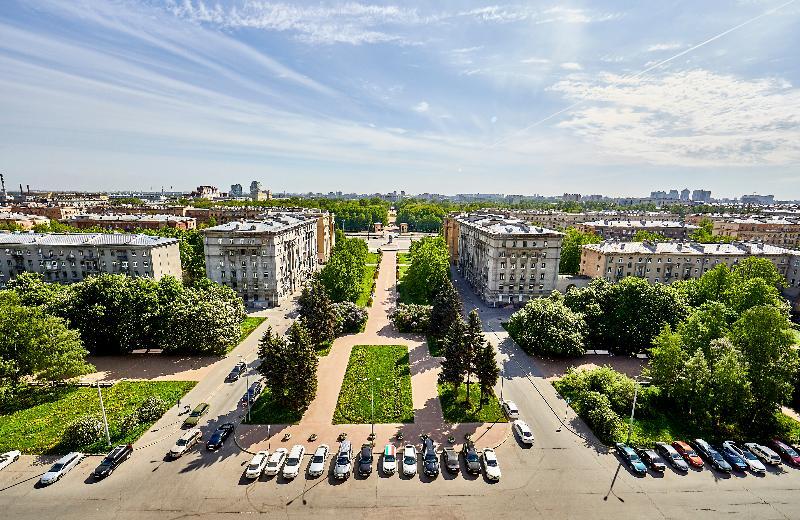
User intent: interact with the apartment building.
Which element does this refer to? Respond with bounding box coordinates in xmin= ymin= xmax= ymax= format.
xmin=442 ymin=215 xmax=460 ymax=265
xmin=0 ymin=212 xmax=50 ymax=230
xmin=712 ymin=217 xmax=800 ymax=249
xmin=0 ymin=232 xmax=182 ymax=287
xmin=576 ymin=220 xmax=699 ymax=240
xmin=11 ymin=204 xmax=79 ymax=220
xmin=580 ymin=241 xmax=800 ymax=289
xmin=455 ymin=213 xmax=564 ymax=306
xmin=67 ymin=213 xmax=197 ymax=231
xmin=202 ymin=214 xmax=322 ymax=307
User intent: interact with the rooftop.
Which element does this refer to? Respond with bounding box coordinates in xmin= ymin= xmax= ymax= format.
xmin=456 ymin=213 xmax=563 ymax=236
xmin=69 ymin=213 xmax=195 ymax=222
xmin=0 ymin=232 xmax=178 ymax=247
xmin=203 ymin=214 xmax=317 ymax=234
xmin=583 ymin=241 xmax=798 ymax=256
xmin=581 ymin=219 xmax=699 ymax=229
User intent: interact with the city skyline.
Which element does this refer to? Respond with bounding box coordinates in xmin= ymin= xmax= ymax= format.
xmin=1 ymin=0 xmax=800 ymax=197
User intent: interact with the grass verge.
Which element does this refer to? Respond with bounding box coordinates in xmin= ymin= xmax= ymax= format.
xmin=235 ymin=317 xmax=267 ymax=350
xmin=366 ymin=252 xmax=380 ymax=264
xmin=315 ymin=341 xmax=333 ymax=357
xmin=333 ymin=345 xmax=414 ymax=424
xmin=438 ymin=383 xmax=506 ymax=423
xmin=243 ymin=387 xmax=304 ymax=425
xmin=356 ymin=264 xmax=377 ymax=307
xmin=0 ymin=381 xmax=196 ymax=454
xmin=397 ymin=253 xmax=411 ymax=265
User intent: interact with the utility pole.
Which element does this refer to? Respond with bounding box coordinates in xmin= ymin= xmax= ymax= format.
xmin=365 ymin=376 xmax=380 ymax=438
xmin=97 ymin=382 xmax=111 ymax=447
xmin=626 ymin=376 xmax=651 ymax=444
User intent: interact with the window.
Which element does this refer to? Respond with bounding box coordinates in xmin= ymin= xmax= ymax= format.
xmin=499 ymin=273 xmax=505 ymax=280
xmin=221 ymin=271 xmax=226 ymax=278
xmin=500 ymin=262 xmax=506 ymax=269
xmin=540 ymin=273 xmax=545 ymax=280
xmin=132 ymin=261 xmax=138 ymax=267
xmin=263 ymin=272 xmax=269 ymax=278
xmin=541 ymin=262 xmax=546 ymax=269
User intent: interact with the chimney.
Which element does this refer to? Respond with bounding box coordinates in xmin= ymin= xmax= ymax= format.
xmin=26 ymin=184 xmax=30 ymax=194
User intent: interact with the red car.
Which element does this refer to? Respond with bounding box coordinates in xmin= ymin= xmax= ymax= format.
xmin=770 ymin=439 xmax=800 ymax=466
xmin=672 ymin=440 xmax=704 ymax=468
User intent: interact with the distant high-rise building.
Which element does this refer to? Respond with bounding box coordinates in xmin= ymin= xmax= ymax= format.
xmin=668 ymin=190 xmax=679 ymax=200
xmin=741 ymin=194 xmax=774 ymax=205
xmin=680 ymin=188 xmax=690 ymax=201
xmin=230 ymin=184 xmax=243 ymax=197
xmin=562 ymin=193 xmax=581 ymax=202
xmin=691 ymin=189 xmax=711 ymax=203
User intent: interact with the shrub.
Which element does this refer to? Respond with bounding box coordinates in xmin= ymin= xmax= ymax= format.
xmin=62 ymin=415 xmax=104 ymax=448
xmin=119 ymin=411 xmax=141 ymax=434
xmin=136 ymin=396 xmax=168 ymax=422
xmin=506 ymin=295 xmax=587 ymax=357
xmin=333 ymin=302 xmax=368 ymax=334
xmin=390 ymin=304 xmax=432 ymax=333
xmin=578 ymin=391 xmax=622 ymax=442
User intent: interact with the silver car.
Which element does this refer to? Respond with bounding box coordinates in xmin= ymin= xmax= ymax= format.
xmin=724 ymin=441 xmax=765 ymax=474
xmin=40 ymin=452 xmax=83 ymax=485
xmin=744 ymin=443 xmax=782 ymax=466
xmin=333 ymin=441 xmax=352 ymax=480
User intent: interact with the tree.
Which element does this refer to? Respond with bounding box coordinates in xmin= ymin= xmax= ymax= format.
xmin=298 ymin=277 xmax=338 ymax=347
xmin=676 ymin=302 xmax=733 ymax=358
xmin=0 ymin=292 xmax=93 ymax=401
xmin=283 ymin=322 xmax=319 ymax=410
xmin=473 ymin=340 xmax=499 ymax=405
xmin=707 ymin=338 xmax=752 ymax=426
xmin=559 ymin=227 xmax=602 ymax=275
xmin=563 ymin=278 xmax=611 ymax=349
xmin=319 ymin=236 xmax=368 ymax=303
xmin=256 ymin=326 xmax=289 ymax=395
xmin=633 ymin=230 xmax=668 ymax=242
xmin=438 ymin=318 xmax=468 ymax=392
xmin=428 ymin=279 xmax=463 ymax=339
xmin=402 ymin=236 xmax=450 ymax=304
xmin=646 ymin=326 xmax=687 ymax=398
xmin=675 ymin=264 xmax=735 ymax=307
xmin=506 ymin=294 xmax=587 ymax=357
xmin=674 ymin=349 xmax=711 ymax=417
xmin=732 ymin=257 xmax=785 ymax=288
xmin=463 ymin=310 xmax=485 ymax=405
xmin=690 ymin=218 xmax=734 ymax=244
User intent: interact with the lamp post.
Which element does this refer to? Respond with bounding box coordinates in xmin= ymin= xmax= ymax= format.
xmin=364 ymin=376 xmax=380 ymax=439
xmin=96 ymin=382 xmax=111 ymax=447
xmin=239 ymin=355 xmax=251 ymax=423
xmin=626 ymin=376 xmax=651 ymax=444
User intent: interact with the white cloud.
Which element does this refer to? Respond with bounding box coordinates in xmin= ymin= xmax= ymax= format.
xmin=413 ymin=101 xmax=430 ymax=113
xmin=521 ymin=57 xmax=550 ymax=64
xmin=460 ymin=5 xmax=619 ymax=24
xmin=549 ymin=70 xmax=800 ymax=166
xmin=646 ymin=42 xmax=684 ymax=52
xmin=560 ymin=62 xmax=583 ymax=70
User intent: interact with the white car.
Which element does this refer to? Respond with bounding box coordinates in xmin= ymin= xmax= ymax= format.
xmin=282 ymin=445 xmax=305 ymax=479
xmin=264 ymin=448 xmax=288 ymax=476
xmin=501 ymin=400 xmax=520 ymax=419
xmin=402 ymin=444 xmax=417 ymax=476
xmin=513 ymin=420 xmax=534 ymax=445
xmin=308 ymin=444 xmax=329 ymax=478
xmin=725 ymin=442 xmax=765 ymax=474
xmin=169 ymin=429 xmax=202 ymax=459
xmin=482 ymin=448 xmax=501 ymax=481
xmin=745 ymin=442 xmax=782 ymax=466
xmin=0 ymin=450 xmax=21 ymax=471
xmin=40 ymin=452 xmax=83 ymax=485
xmin=245 ymin=450 xmax=269 ymax=479
xmin=382 ymin=444 xmax=397 ymax=475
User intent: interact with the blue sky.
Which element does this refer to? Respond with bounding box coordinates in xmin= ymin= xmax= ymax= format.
xmin=1 ymin=0 xmax=799 ymax=197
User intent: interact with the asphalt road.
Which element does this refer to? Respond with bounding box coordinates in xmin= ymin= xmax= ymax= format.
xmin=2 ymin=277 xmax=800 ymax=519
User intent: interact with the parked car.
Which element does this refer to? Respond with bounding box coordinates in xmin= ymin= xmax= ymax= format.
xmin=92 ymin=444 xmax=133 ymax=479
xmin=40 ymin=452 xmax=84 ymax=485
xmin=282 ymin=445 xmax=305 ymax=479
xmin=182 ymin=403 xmax=210 ymax=427
xmin=501 ymin=400 xmax=520 ymax=419
xmin=442 ymin=447 xmax=459 ymax=474
xmin=725 ymin=442 xmax=766 ymax=474
xmin=357 ymin=443 xmax=374 ymax=477
xmin=513 ymin=420 xmax=534 ymax=445
xmin=169 ymin=429 xmax=202 ymax=459
xmin=0 ymin=450 xmax=21 ymax=471
xmin=402 ymin=444 xmax=417 ymax=477
xmin=422 ymin=438 xmax=439 ymax=478
xmin=226 ymin=361 xmax=247 ymax=382
xmin=672 ymin=440 xmax=704 ymax=469
xmin=308 ymin=444 xmax=329 ymax=478
xmin=264 ymin=448 xmax=288 ymax=476
xmin=719 ymin=441 xmax=748 ymax=472
xmin=635 ymin=448 xmax=666 ymax=472
xmin=245 ymin=451 xmax=269 ymax=479
xmin=241 ymin=380 xmax=264 ymax=405
xmin=654 ymin=442 xmax=689 ymax=472
xmin=692 ymin=439 xmax=732 ymax=473
xmin=333 ymin=441 xmax=353 ymax=480
xmin=482 ymin=448 xmax=501 ymax=481
xmin=382 ymin=444 xmax=397 ymax=475
xmin=462 ymin=442 xmax=481 ymax=475
xmin=206 ymin=423 xmax=235 ymax=451
xmin=615 ymin=443 xmax=647 ymax=475
xmin=744 ymin=442 xmax=782 ymax=466
xmin=770 ymin=439 xmax=800 ymax=466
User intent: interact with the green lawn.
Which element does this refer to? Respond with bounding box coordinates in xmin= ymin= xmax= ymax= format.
xmin=397 ymin=253 xmax=411 ymax=265
xmin=366 ymin=252 xmax=380 ymax=264
xmin=438 ymin=383 xmax=506 ymax=423
xmin=427 ymin=336 xmax=443 ymax=357
xmin=243 ymin=387 xmax=304 ymax=425
xmin=315 ymin=341 xmax=333 ymax=357
xmin=356 ymin=264 xmax=377 ymax=307
xmin=0 ymin=381 xmax=196 ymax=454
xmin=333 ymin=345 xmax=414 ymax=424
xmin=236 ymin=317 xmax=267 ymax=349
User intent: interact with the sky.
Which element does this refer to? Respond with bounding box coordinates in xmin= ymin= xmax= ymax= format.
xmin=0 ymin=0 xmax=799 ymax=198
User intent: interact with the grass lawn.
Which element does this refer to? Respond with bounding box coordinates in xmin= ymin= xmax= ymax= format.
xmin=333 ymin=345 xmax=414 ymax=424
xmin=0 ymin=381 xmax=196 ymax=454
xmin=397 ymin=252 xmax=411 ymax=265
xmin=366 ymin=252 xmax=380 ymax=264
xmin=315 ymin=341 xmax=333 ymax=357
xmin=427 ymin=336 xmax=443 ymax=357
xmin=243 ymin=387 xmax=304 ymax=425
xmin=438 ymin=383 xmax=506 ymax=423
xmin=356 ymin=264 xmax=377 ymax=307
xmin=235 ymin=317 xmax=267 ymax=350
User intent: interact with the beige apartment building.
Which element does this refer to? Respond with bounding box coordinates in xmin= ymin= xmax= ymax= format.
xmin=67 ymin=213 xmax=197 ymax=231
xmin=202 ymin=213 xmax=326 ymax=307
xmin=576 ymin=220 xmax=699 ymax=240
xmin=12 ymin=204 xmax=79 ymax=220
xmin=712 ymin=218 xmax=800 ymax=249
xmin=442 ymin=215 xmax=460 ymax=265
xmin=455 ymin=213 xmax=564 ymax=306
xmin=0 ymin=212 xmax=50 ymax=230
xmin=580 ymin=241 xmax=800 ymax=289
xmin=0 ymin=232 xmax=182 ymax=287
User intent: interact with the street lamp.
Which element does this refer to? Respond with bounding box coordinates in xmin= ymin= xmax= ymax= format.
xmin=96 ymin=382 xmax=111 ymax=447
xmin=239 ymin=355 xmax=251 ymax=423
xmin=364 ymin=376 xmax=380 ymax=439
xmin=626 ymin=376 xmax=652 ymax=444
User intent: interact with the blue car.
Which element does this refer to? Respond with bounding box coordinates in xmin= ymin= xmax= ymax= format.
xmin=615 ymin=442 xmax=647 ymax=475
xmin=720 ymin=442 xmax=748 ymax=472
xmin=692 ymin=439 xmax=732 ymax=473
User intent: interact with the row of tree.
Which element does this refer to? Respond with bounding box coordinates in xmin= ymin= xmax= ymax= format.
xmin=438 ymin=310 xmax=499 ymax=405
xmin=395 ymin=201 xmax=447 ymax=232
xmin=399 ymin=236 xmax=450 ymax=305
xmin=257 ymin=323 xmax=318 ymax=411
xmin=318 ymin=230 xmax=369 ymax=303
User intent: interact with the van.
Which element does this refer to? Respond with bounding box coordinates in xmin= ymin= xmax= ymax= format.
xmin=333 ymin=440 xmax=353 ymax=479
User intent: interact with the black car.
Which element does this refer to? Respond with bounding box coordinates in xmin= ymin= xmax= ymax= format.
xmin=357 ymin=444 xmax=373 ymax=477
xmin=242 ymin=380 xmax=263 ymax=404
xmin=442 ymin=447 xmax=459 ymax=474
xmin=206 ymin=423 xmax=235 ymax=451
xmin=422 ymin=438 xmax=439 ymax=478
xmin=720 ymin=442 xmax=748 ymax=472
xmin=92 ymin=444 xmax=133 ymax=479
xmin=691 ymin=439 xmax=732 ymax=473
xmin=226 ymin=361 xmax=247 ymax=382
xmin=462 ymin=442 xmax=481 ymax=475
xmin=635 ymin=448 xmax=666 ymax=472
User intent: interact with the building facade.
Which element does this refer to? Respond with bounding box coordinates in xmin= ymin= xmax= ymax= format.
xmin=0 ymin=212 xmax=50 ymax=230
xmin=455 ymin=213 xmax=564 ymax=306
xmin=442 ymin=216 xmax=460 ymax=265
xmin=202 ymin=214 xmax=322 ymax=307
xmin=576 ymin=220 xmax=699 ymax=240
xmin=712 ymin=218 xmax=800 ymax=249
xmin=580 ymin=241 xmax=800 ymax=289
xmin=11 ymin=204 xmax=79 ymax=220
xmin=67 ymin=213 xmax=197 ymax=231
xmin=0 ymin=232 xmax=182 ymax=287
